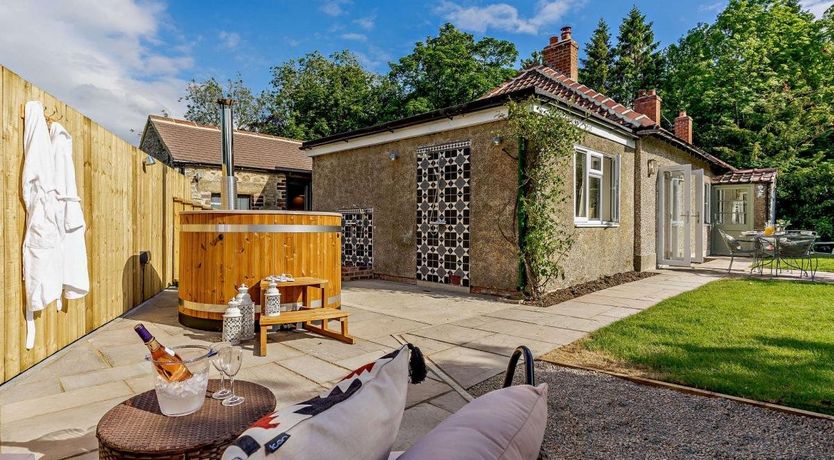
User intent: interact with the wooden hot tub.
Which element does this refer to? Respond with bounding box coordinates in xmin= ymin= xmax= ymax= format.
xmin=177 ymin=210 xmax=342 ymax=330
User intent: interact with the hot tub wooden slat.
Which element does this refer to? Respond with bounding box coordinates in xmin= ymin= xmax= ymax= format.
xmin=178 ymin=211 xmax=341 ymax=329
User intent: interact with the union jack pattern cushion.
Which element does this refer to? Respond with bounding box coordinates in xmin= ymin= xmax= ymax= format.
xmin=223 ymin=344 xmax=417 ymax=460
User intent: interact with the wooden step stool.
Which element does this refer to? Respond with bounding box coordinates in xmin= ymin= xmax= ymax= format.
xmin=258 ymin=309 xmax=354 ymax=356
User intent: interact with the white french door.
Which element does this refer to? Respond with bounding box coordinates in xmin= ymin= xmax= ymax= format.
xmin=693 ymin=169 xmax=705 ymax=263
xmin=658 ymin=165 xmax=692 ymax=267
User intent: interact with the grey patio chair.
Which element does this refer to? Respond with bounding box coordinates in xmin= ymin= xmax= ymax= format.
xmin=717 ymin=228 xmax=757 ymax=273
xmin=777 ymin=235 xmax=818 ymax=279
xmin=754 ymin=235 xmax=777 ymax=275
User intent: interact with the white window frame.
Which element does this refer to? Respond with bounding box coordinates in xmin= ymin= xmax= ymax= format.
xmin=574 ymin=146 xmax=620 ymax=227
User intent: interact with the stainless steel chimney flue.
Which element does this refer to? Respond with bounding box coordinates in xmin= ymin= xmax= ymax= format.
xmin=218 ymin=98 xmax=237 ymax=210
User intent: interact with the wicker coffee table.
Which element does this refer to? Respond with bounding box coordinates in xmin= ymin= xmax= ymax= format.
xmin=97 ymin=380 xmax=276 ymax=459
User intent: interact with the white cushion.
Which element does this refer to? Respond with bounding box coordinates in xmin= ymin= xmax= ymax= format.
xmin=223 ymin=345 xmax=411 ymax=460
xmin=398 ymin=384 xmax=549 ymax=460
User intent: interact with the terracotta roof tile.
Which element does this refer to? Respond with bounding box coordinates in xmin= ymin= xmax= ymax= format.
xmin=147 ymin=116 xmax=311 ymax=172
xmin=481 ymin=65 xmax=656 ymax=129
xmin=715 ymin=168 xmax=777 ymax=184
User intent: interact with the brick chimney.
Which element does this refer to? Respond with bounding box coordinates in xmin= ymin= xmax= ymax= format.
xmin=674 ymin=110 xmax=693 ymax=144
xmin=633 ymin=89 xmax=661 ymax=125
xmin=542 ymin=26 xmax=579 ymax=81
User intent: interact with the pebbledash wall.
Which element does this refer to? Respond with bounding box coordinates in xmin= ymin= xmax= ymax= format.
xmin=313 ymin=118 xmax=645 ymax=294
xmin=634 ymin=137 xmax=715 ymax=271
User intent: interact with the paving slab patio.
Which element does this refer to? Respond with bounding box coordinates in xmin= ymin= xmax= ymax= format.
xmin=0 ymin=269 xmax=720 ymax=459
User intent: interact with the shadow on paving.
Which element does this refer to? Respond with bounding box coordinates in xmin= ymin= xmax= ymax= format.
xmin=468 ymin=361 xmax=834 ymax=460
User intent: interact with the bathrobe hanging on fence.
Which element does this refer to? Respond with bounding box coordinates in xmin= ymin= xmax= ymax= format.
xmin=22 ymin=101 xmax=89 ymax=350
xmin=51 ymin=121 xmax=89 ymax=300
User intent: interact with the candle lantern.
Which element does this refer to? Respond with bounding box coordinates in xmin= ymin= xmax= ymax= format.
xmin=236 ymin=283 xmax=255 ymax=341
xmin=222 ymin=298 xmax=242 ymax=345
xmin=264 ymin=277 xmax=282 ymax=317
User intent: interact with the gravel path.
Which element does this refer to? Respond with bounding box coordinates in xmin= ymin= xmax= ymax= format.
xmin=468 ymin=362 xmax=834 ymax=459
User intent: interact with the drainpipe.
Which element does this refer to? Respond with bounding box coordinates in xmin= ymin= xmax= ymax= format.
xmin=218 ymin=98 xmax=237 ymax=210
xmin=516 ymin=136 xmax=528 ymax=295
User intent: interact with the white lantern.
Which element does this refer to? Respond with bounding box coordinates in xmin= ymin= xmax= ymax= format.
xmin=222 ymin=298 xmax=242 ymax=345
xmin=264 ymin=277 xmax=282 ymax=317
xmin=236 ymin=283 xmax=255 ymax=341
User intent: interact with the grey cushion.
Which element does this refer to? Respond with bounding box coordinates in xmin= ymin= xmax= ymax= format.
xmin=398 ymin=384 xmax=548 ymax=460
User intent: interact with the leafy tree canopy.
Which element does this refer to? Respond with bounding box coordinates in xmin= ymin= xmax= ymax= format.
xmin=663 ymin=0 xmax=834 ymax=237
xmin=389 ymin=23 xmax=518 ymax=116
xmin=262 ymin=50 xmax=399 ymax=140
xmin=580 ymin=18 xmax=614 ymax=94
xmin=181 ymin=74 xmax=268 ymax=130
xmin=611 ymin=6 xmax=662 ymax=104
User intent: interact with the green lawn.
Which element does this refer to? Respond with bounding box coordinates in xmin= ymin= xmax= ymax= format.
xmin=752 ymin=254 xmax=834 ymax=273
xmin=814 ymin=254 xmax=834 ymax=272
xmin=578 ymin=279 xmax=834 ymax=415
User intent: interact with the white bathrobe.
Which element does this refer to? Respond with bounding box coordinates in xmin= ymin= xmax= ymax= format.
xmin=22 ymin=101 xmax=89 ymax=349
xmin=51 ymin=121 xmax=90 ymax=300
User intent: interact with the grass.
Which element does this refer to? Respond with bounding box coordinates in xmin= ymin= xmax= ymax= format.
xmin=560 ymin=279 xmax=834 ymax=415
xmin=813 ymin=254 xmax=834 ymax=272
xmin=752 ymin=254 xmax=834 ymax=274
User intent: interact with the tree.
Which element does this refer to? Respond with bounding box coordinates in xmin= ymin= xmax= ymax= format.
xmin=662 ymin=0 xmax=834 ymax=237
xmin=520 ymin=50 xmax=543 ymax=69
xmin=389 ymin=23 xmax=518 ymax=116
xmin=610 ymin=6 xmax=662 ymax=104
xmin=580 ymin=18 xmax=614 ymax=94
xmin=262 ymin=50 xmax=400 ymax=140
xmin=181 ymin=75 xmax=268 ymax=130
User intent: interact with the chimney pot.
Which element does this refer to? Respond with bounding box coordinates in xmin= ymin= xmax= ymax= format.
xmin=542 ymin=25 xmax=579 ymax=81
xmin=633 ymin=89 xmax=662 ymax=125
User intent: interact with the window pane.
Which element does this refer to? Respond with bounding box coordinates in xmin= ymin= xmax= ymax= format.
xmin=237 ymin=195 xmax=251 ymax=210
xmin=210 ymin=193 xmax=221 ymax=209
xmin=602 ymin=157 xmax=613 ymax=221
xmin=590 ymin=155 xmax=602 ymax=172
xmin=589 ymin=176 xmax=601 ymax=220
xmin=575 ymin=151 xmax=586 ymax=217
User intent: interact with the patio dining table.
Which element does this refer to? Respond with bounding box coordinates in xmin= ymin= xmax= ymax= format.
xmin=742 ymin=231 xmax=819 ymax=279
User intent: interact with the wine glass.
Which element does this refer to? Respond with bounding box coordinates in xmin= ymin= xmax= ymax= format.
xmin=220 ymin=346 xmax=245 ymax=407
xmin=210 ymin=342 xmax=232 ymax=400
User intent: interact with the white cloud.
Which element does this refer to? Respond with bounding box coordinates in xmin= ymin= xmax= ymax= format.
xmin=354 ymin=16 xmax=376 ymax=30
xmin=340 ymin=32 xmax=368 ymax=42
xmin=799 ymin=0 xmax=833 ymax=17
xmin=320 ymin=0 xmax=351 ymax=16
xmin=436 ymin=0 xmax=577 ymax=35
xmin=698 ymin=1 xmax=725 ymax=13
xmin=0 ymin=0 xmax=191 ymax=144
xmin=218 ymin=31 xmax=241 ymax=49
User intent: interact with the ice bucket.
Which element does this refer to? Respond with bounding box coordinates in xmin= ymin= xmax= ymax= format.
xmin=146 ymin=345 xmax=211 ymax=416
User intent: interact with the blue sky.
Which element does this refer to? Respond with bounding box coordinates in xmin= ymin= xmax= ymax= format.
xmin=1 ymin=0 xmax=831 ymax=143
xmin=168 ymin=0 xmax=734 ymax=92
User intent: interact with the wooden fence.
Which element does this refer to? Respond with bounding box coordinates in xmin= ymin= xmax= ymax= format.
xmin=1 ymin=66 xmax=206 ymax=383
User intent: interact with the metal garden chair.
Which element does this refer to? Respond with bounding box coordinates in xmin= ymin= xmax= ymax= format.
xmin=717 ymin=228 xmax=757 ymax=273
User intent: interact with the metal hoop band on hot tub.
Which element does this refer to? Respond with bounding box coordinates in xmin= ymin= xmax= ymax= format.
xmin=181 ymin=224 xmax=342 ymax=233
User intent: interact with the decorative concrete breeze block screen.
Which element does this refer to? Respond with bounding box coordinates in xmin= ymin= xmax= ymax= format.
xmin=340 ymin=208 xmax=373 ymax=268
xmin=416 ymin=141 xmax=471 ymax=287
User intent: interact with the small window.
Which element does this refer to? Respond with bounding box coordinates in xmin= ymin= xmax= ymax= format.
xmin=237 ymin=195 xmax=252 ymax=210
xmin=704 ymin=183 xmax=711 ymax=224
xmin=210 ymin=193 xmax=251 ymax=210
xmin=574 ymin=148 xmax=620 ymax=225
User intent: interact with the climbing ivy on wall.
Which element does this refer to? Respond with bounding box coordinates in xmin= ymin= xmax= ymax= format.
xmin=498 ymin=98 xmax=583 ymax=302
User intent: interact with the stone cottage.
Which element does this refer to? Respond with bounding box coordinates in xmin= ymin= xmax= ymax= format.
xmin=140 ymin=115 xmax=312 ymax=210
xmin=302 ymin=27 xmax=776 ymax=294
